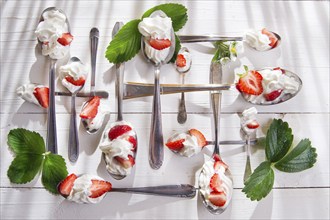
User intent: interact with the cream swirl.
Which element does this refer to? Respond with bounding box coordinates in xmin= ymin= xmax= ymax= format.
xmin=59 ymin=61 xmax=88 ymax=93
xmin=245 ymin=29 xmax=271 ymax=51
xmin=240 ymin=107 xmax=258 ymax=135
xmin=16 ymin=83 xmax=46 ymax=108
xmin=167 ymin=132 xmax=201 ymax=157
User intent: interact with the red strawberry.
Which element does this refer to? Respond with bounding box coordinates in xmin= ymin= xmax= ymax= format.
xmin=89 ymin=179 xmax=112 ymax=198
xmin=208 ymin=191 xmax=227 ymax=207
xmin=57 ymin=33 xmax=74 ymax=46
xmin=79 ymin=96 xmax=100 ymax=119
xmin=115 ymin=155 xmax=135 ymax=169
xmin=149 ymin=38 xmax=171 ymax=50
xmin=213 ymin=160 xmax=229 ymax=171
xmin=176 ymin=54 xmax=186 ymax=67
xmin=210 ymin=173 xmax=223 ymax=193
xmin=108 ymin=125 xmax=132 ymax=140
xmin=166 ymin=139 xmax=185 ymax=151
xmin=264 ymin=89 xmax=282 ymax=101
xmin=33 ymin=87 xmax=49 ymax=108
xmin=58 ymin=173 xmax=78 ymax=197
xmin=126 ymin=136 xmax=137 ymax=151
xmin=213 ymin=154 xmax=221 ymax=162
xmin=236 ymin=70 xmax=263 ymax=95
xmin=273 ymin=67 xmax=285 ymax=74
xmin=189 ymin=129 xmax=207 ymax=147
xmin=65 ymin=75 xmax=86 ymax=86
xmin=247 ymin=120 xmax=260 ymax=129
xmin=261 ymin=28 xmax=278 ymax=48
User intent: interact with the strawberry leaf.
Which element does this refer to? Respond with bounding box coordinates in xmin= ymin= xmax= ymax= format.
xmin=242 ymin=161 xmax=274 ymax=201
xmin=105 ymin=19 xmax=142 ymax=64
xmin=274 ymin=139 xmax=317 ymax=172
xmin=266 ymin=119 xmax=293 ymax=162
xmin=169 ymin=34 xmax=182 ymax=63
xmin=7 ymin=128 xmax=45 ymax=155
xmin=41 ymin=153 xmax=68 ymax=194
xmin=142 ymin=3 xmax=188 ymax=32
xmin=7 ymin=154 xmax=43 ymax=184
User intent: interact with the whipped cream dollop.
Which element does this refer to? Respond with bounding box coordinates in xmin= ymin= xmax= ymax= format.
xmin=67 ymin=174 xmax=106 ymax=204
xmin=243 ymin=68 xmax=300 ymax=104
xmin=176 ymin=51 xmax=192 ymax=73
xmin=199 ymin=159 xmax=233 ymax=209
xmin=240 ymin=107 xmax=258 ymax=135
xmin=35 ymin=9 xmax=70 ymax=59
xmin=81 ymin=99 xmax=109 ymax=131
xmin=138 ymin=14 xmax=172 ymax=63
xmin=16 ymin=83 xmax=46 ymax=108
xmin=245 ymin=29 xmax=271 ymax=51
xmin=59 ymin=61 xmax=88 ymax=93
xmin=99 ymin=121 xmax=136 ymax=176
xmin=167 ymin=132 xmax=200 ymax=157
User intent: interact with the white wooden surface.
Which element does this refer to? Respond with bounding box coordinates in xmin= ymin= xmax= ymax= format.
xmin=1 ymin=1 xmax=329 ymax=219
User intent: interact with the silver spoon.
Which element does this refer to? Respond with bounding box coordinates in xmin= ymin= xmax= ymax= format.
xmin=239 ymin=68 xmax=302 ymax=105
xmin=38 ymin=7 xmax=71 ymax=154
xmin=65 ymin=57 xmax=86 ymax=162
xmin=81 ymin=27 xmax=101 ymax=134
xmin=176 ymin=47 xmax=192 ymax=124
xmin=141 ymin=10 xmax=176 ymax=169
xmin=199 ymin=61 xmax=233 ymax=215
xmin=245 ymin=30 xmax=281 ymax=51
xmin=101 ymin=22 xmax=138 ymax=180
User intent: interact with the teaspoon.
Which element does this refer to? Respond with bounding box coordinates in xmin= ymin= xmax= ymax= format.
xmin=140 ymin=10 xmax=176 ymax=169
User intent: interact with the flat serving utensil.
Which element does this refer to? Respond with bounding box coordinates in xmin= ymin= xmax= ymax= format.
xmin=55 ymin=90 xmax=109 ymax=98
xmin=179 ymin=35 xmax=243 ymax=43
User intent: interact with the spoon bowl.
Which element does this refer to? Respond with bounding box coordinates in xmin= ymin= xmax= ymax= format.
xmin=245 ymin=30 xmax=281 ymax=51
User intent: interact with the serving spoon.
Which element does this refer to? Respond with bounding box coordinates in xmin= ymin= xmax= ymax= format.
xmin=38 ymin=7 xmax=71 ymax=154
xmin=140 ymin=10 xmax=176 ymax=169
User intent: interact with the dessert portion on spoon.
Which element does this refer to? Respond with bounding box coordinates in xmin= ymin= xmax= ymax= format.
xmin=236 ymin=66 xmax=302 ymax=105
xmin=244 ymin=28 xmax=279 ymax=51
xmin=17 ymin=83 xmax=49 ymax=108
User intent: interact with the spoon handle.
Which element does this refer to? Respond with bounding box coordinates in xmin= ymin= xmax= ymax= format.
xmin=177 ymin=92 xmax=187 ymax=124
xmin=90 ymin=27 xmax=99 ymax=95
xmin=111 ymin=184 xmax=196 ymax=198
xmin=46 ymin=59 xmax=57 ymax=154
xmin=149 ymin=65 xmax=164 ymax=169
xmin=68 ymin=95 xmax=79 ymax=162
xmin=244 ymin=136 xmax=252 ymax=183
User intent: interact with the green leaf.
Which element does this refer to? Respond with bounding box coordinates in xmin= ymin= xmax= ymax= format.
xmin=169 ymin=34 xmax=182 ymax=63
xmin=41 ymin=153 xmax=68 ymax=194
xmin=242 ymin=161 xmax=274 ymax=201
xmin=275 ymin=139 xmax=317 ymax=172
xmin=142 ymin=3 xmax=188 ymax=32
xmin=105 ymin=19 xmax=142 ymax=64
xmin=7 ymin=128 xmax=45 ymax=155
xmin=7 ymin=154 xmax=43 ymax=184
xmin=266 ymin=119 xmax=293 ymax=162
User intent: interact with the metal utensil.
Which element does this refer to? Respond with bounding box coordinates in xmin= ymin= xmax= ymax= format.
xmin=178 ymin=35 xmax=243 ymax=43
xmin=245 ymin=31 xmax=281 ymax=51
xmin=140 ymin=10 xmax=176 ymax=170
xmin=240 ymin=129 xmax=254 ymax=183
xmin=55 ymin=90 xmax=109 ymax=98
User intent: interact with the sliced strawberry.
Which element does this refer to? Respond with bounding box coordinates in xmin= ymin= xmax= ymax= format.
xmin=210 ymin=173 xmax=223 ymax=193
xmin=264 ymin=89 xmax=282 ymax=101
xmin=115 ymin=155 xmax=135 ymax=169
xmin=213 ymin=160 xmax=229 ymax=172
xmin=247 ymin=120 xmax=260 ymax=129
xmin=213 ymin=154 xmax=221 ymax=162
xmin=108 ymin=125 xmax=132 ymax=140
xmin=236 ymin=70 xmax=263 ymax=95
xmin=126 ymin=136 xmax=137 ymax=151
xmin=65 ymin=75 xmax=86 ymax=86
xmin=33 ymin=87 xmax=49 ymax=108
xmin=176 ymin=54 xmax=186 ymax=67
xmin=166 ymin=139 xmax=185 ymax=151
xmin=208 ymin=191 xmax=227 ymax=207
xmin=189 ymin=129 xmax=207 ymax=147
xmin=58 ymin=173 xmax=78 ymax=197
xmin=149 ymin=38 xmax=171 ymax=50
xmin=261 ymin=28 xmax=278 ymax=48
xmin=79 ymin=96 xmax=100 ymax=119
xmin=57 ymin=33 xmax=73 ymax=46
xmin=89 ymin=179 xmax=112 ymax=198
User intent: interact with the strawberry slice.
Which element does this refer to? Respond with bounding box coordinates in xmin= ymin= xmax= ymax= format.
xmin=236 ymin=70 xmax=263 ymax=95
xmin=210 ymin=173 xmax=223 ymax=193
xmin=213 ymin=160 xmax=229 ymax=172
xmin=80 ymin=96 xmax=100 ymax=119
xmin=57 ymin=33 xmax=74 ymax=46
xmin=58 ymin=173 xmax=78 ymax=197
xmin=208 ymin=191 xmax=227 ymax=207
xmin=108 ymin=125 xmax=132 ymax=140
xmin=264 ymin=89 xmax=282 ymax=101
xmin=261 ymin=28 xmax=278 ymax=48
xmin=89 ymin=179 xmax=112 ymax=198
xmin=115 ymin=155 xmax=135 ymax=169
xmin=189 ymin=129 xmax=207 ymax=147
xmin=247 ymin=120 xmax=260 ymax=129
xmin=176 ymin=54 xmax=186 ymax=67
xmin=126 ymin=136 xmax=137 ymax=151
xmin=166 ymin=139 xmax=185 ymax=151
xmin=149 ymin=38 xmax=171 ymax=50
xmin=65 ymin=75 xmax=86 ymax=86
xmin=273 ymin=67 xmax=285 ymax=74
xmin=33 ymin=87 xmax=49 ymax=108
